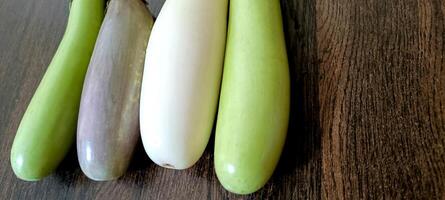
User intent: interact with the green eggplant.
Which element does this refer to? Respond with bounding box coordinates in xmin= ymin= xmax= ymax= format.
xmin=77 ymin=0 xmax=153 ymax=181
xmin=10 ymin=0 xmax=104 ymax=181
xmin=214 ymin=0 xmax=290 ymax=194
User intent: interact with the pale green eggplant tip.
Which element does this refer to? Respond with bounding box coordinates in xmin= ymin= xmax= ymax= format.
xmin=215 ymin=164 xmax=266 ymax=195
xmin=10 ymin=154 xmax=48 ymax=181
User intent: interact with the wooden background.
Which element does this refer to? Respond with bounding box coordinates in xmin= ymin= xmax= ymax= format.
xmin=0 ymin=0 xmax=444 ymax=199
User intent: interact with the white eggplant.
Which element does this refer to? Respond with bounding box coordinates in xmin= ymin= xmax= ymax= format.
xmin=140 ymin=0 xmax=228 ymax=169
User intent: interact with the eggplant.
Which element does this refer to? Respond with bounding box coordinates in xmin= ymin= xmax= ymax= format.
xmin=214 ymin=0 xmax=290 ymax=194
xmin=10 ymin=0 xmax=104 ymax=181
xmin=77 ymin=0 xmax=153 ymax=181
xmin=139 ymin=0 xmax=228 ymax=169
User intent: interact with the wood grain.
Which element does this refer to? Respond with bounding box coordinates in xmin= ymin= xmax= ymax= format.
xmin=316 ymin=0 xmax=445 ymax=199
xmin=0 ymin=0 xmax=444 ymax=199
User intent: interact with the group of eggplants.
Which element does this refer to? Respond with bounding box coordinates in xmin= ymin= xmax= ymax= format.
xmin=10 ymin=0 xmax=289 ymax=195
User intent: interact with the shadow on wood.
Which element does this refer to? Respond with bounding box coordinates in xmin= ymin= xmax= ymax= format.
xmin=278 ymin=0 xmax=321 ymax=174
xmin=271 ymin=0 xmax=322 ymax=198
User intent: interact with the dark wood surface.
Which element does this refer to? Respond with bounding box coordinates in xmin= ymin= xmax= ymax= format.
xmin=0 ymin=0 xmax=444 ymax=199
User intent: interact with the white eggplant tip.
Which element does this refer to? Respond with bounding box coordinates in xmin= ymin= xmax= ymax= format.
xmin=140 ymin=134 xmax=206 ymax=170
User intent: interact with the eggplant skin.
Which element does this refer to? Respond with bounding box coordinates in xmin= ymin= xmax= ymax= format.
xmin=10 ymin=0 xmax=104 ymax=181
xmin=77 ymin=0 xmax=153 ymax=181
xmin=140 ymin=0 xmax=228 ymax=169
xmin=214 ymin=0 xmax=290 ymax=195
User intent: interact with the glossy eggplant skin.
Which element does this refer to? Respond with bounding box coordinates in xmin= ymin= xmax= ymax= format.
xmin=140 ymin=0 xmax=228 ymax=169
xmin=10 ymin=0 xmax=104 ymax=181
xmin=214 ymin=0 xmax=290 ymax=195
xmin=77 ymin=0 xmax=153 ymax=181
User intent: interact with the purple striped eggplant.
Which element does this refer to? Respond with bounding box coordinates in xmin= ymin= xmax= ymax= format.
xmin=77 ymin=0 xmax=153 ymax=181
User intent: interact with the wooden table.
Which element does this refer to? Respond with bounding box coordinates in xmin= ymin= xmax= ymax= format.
xmin=0 ymin=0 xmax=444 ymax=199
